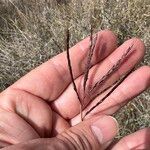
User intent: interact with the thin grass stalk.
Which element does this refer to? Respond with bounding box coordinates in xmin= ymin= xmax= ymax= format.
xmin=66 ymin=29 xmax=83 ymax=121
xmin=89 ymin=44 xmax=134 ymax=94
xmin=83 ymin=14 xmax=98 ymax=93
xmin=84 ymin=68 xmax=134 ymax=118
xmin=83 ymin=25 xmax=93 ymax=92
xmin=82 ymin=45 xmax=134 ymax=110
xmin=83 ymin=30 xmax=98 ymax=92
xmin=82 ymin=77 xmax=120 ymax=111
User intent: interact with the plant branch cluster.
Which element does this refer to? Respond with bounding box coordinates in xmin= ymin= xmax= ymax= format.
xmin=66 ymin=28 xmax=134 ymax=121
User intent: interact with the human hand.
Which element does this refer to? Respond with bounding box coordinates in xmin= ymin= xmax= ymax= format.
xmin=0 ymin=30 xmax=149 ymax=149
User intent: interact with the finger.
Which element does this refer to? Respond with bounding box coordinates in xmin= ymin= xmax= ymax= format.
xmin=0 ymin=88 xmax=52 ymax=140
xmin=0 ymin=108 xmax=39 ymax=147
xmin=3 ymin=115 xmax=118 ymax=150
xmin=71 ymin=66 xmax=150 ymax=125
xmin=10 ymin=30 xmax=117 ymax=101
xmin=85 ymin=66 xmax=150 ymax=116
xmin=111 ymin=128 xmax=150 ymax=150
xmin=52 ymin=38 xmax=145 ymax=119
xmin=51 ymin=111 xmax=70 ymax=136
xmin=0 ymin=141 xmax=10 ymax=148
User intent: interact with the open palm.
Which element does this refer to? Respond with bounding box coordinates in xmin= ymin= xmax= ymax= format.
xmin=0 ymin=30 xmax=149 ymax=149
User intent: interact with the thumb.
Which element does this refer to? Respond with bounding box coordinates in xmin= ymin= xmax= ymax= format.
xmin=57 ymin=115 xmax=118 ymax=149
xmin=3 ymin=115 xmax=118 ymax=150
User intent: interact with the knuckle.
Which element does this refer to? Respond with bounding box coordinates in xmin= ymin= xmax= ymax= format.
xmin=57 ymin=128 xmax=93 ymax=150
xmin=0 ymin=88 xmax=16 ymax=111
xmin=50 ymin=57 xmax=68 ymax=82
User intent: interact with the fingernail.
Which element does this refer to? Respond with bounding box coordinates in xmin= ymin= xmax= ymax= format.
xmin=91 ymin=116 xmax=118 ymax=145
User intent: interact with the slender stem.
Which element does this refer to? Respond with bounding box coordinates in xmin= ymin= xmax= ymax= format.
xmin=66 ymin=29 xmax=83 ymax=121
xmin=84 ymin=68 xmax=134 ymax=118
xmin=83 ymin=80 xmax=118 ymax=109
xmin=80 ymin=104 xmax=83 ymax=121
xmin=83 ymin=18 xmax=98 ymax=91
xmin=82 ymin=45 xmax=134 ymax=110
xmin=89 ymin=44 xmax=134 ymax=94
xmin=83 ymin=32 xmax=98 ymax=92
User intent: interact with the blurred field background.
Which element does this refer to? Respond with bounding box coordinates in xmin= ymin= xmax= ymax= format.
xmin=0 ymin=0 xmax=149 ymax=139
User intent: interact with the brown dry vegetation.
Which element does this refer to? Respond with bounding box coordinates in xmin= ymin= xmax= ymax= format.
xmin=0 ymin=0 xmax=149 ymax=139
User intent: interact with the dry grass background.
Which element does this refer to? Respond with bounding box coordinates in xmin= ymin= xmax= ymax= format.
xmin=0 ymin=0 xmax=149 ymax=139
